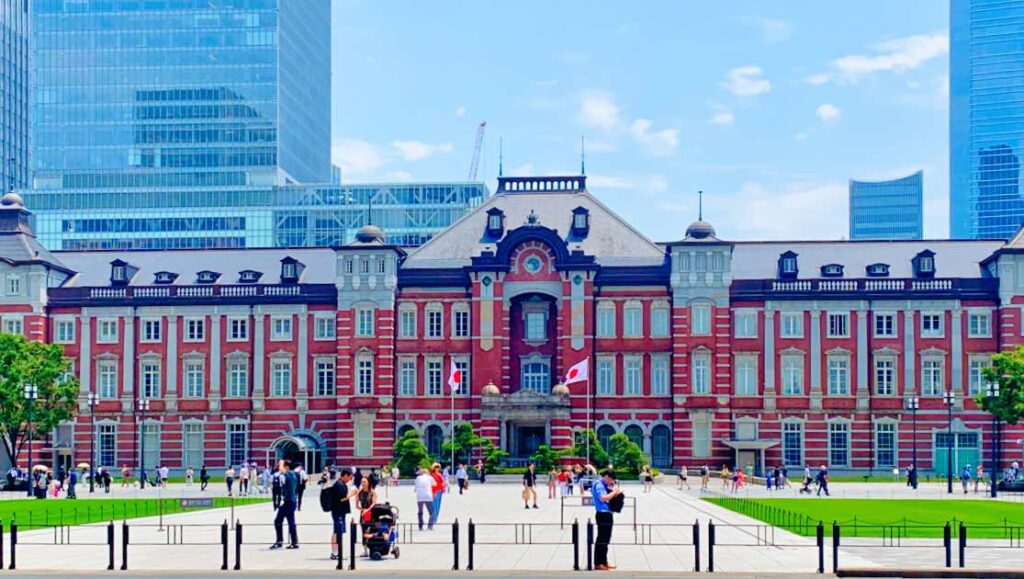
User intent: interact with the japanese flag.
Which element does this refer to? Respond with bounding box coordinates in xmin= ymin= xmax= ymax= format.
xmin=448 ymin=360 xmax=463 ymax=393
xmin=564 ymin=358 xmax=590 ymax=385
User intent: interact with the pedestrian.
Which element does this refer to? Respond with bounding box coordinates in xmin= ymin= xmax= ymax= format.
xmin=239 ymin=464 xmax=250 ymax=496
xmin=765 ymin=469 xmax=774 ymax=491
xmin=641 ymin=466 xmax=654 ymax=493
xmin=975 ymin=464 xmax=984 ymax=493
xmin=390 ymin=465 xmax=400 ymax=487
xmin=326 ymin=467 xmax=357 ymax=561
xmin=592 ymin=468 xmax=622 ymax=571
xmin=270 ymin=460 xmax=299 ymax=550
xmin=522 ymin=463 xmax=539 ymax=509
xmin=225 ymin=466 xmax=236 ymax=496
xmin=699 ymin=465 xmax=710 ymax=490
xmin=720 ymin=465 xmax=731 ymax=490
xmin=120 ymin=465 xmax=131 ymax=487
xmin=907 ymin=464 xmax=919 ymax=490
xmin=443 ymin=464 xmax=451 ymax=493
xmin=547 ymin=467 xmax=558 ymax=499
xmin=414 ymin=467 xmax=435 ymax=530
xmin=678 ymin=466 xmax=691 ymax=490
xmin=368 ymin=468 xmax=380 ymax=490
xmin=815 ymin=465 xmax=830 ymax=497
xmin=356 ymin=477 xmax=377 ymax=555
xmin=456 ymin=463 xmax=469 ymax=495
xmin=159 ymin=464 xmax=169 ymax=488
xmin=430 ymin=463 xmax=446 ymax=526
xmin=353 ymin=468 xmax=363 ymax=491
xmin=272 ymin=463 xmax=283 ymax=510
xmin=200 ymin=465 xmax=209 ymax=492
xmin=102 ymin=468 xmax=112 ymax=493
xmin=475 ymin=460 xmax=486 ymax=484
xmin=295 ymin=465 xmax=308 ymax=510
xmin=960 ymin=465 xmax=972 ymax=494
xmin=185 ymin=467 xmax=194 ymax=487
xmin=67 ymin=468 xmax=77 ymax=499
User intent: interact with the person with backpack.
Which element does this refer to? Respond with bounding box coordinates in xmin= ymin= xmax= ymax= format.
xmin=320 ymin=466 xmax=357 ymax=561
xmin=295 ymin=465 xmax=309 ymax=511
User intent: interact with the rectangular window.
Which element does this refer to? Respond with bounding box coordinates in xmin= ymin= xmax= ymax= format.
xmin=650 ymin=307 xmax=670 ymax=337
xmin=271 ymin=359 xmax=292 ymax=397
xmin=596 ymin=304 xmax=616 ymax=338
xmin=228 ymin=318 xmax=248 ymax=341
xmin=357 ymin=357 xmax=374 ymax=395
xmin=98 ymin=424 xmax=117 ymax=467
xmin=875 ymin=423 xmax=896 ymax=468
xmin=780 ymin=312 xmax=803 ymax=338
xmin=624 ymin=356 xmax=642 ymax=395
xmin=735 ymin=355 xmax=757 ymax=396
xmin=968 ymin=311 xmax=991 ymax=338
xmin=271 ymin=316 xmax=293 ymax=341
xmin=399 ymin=308 xmax=417 ymax=338
xmin=651 ymin=356 xmax=670 ymax=396
xmin=921 ymin=313 xmax=943 ymax=338
xmin=399 ymin=359 xmax=417 ymax=396
xmin=874 ymin=313 xmax=896 ymax=337
xmin=782 ymin=355 xmax=804 ymax=395
xmin=454 ymin=359 xmax=470 ymax=394
xmin=623 ymin=304 xmax=643 ymax=337
xmin=782 ymin=422 xmax=803 ymax=466
xmin=183 ymin=360 xmax=204 ymax=398
xmin=315 ymin=359 xmax=336 ymax=397
xmin=141 ymin=319 xmax=161 ymax=342
xmin=827 ymin=312 xmax=849 ymax=338
xmin=97 ymin=319 xmax=118 ymax=343
xmin=453 ymin=309 xmax=470 ymax=338
xmin=426 ymin=308 xmax=443 ymax=338
xmin=54 ymin=320 xmax=75 ymax=343
xmin=185 ymin=318 xmax=205 ymax=342
xmin=875 ymin=358 xmax=894 ymax=396
xmin=827 ymin=357 xmax=850 ymax=395
xmin=314 ymin=316 xmax=336 ymax=340
xmin=140 ymin=422 xmax=160 ymax=469
xmin=690 ymin=304 xmax=711 ymax=336
xmin=968 ymin=358 xmax=991 ymax=396
xmin=526 ymin=312 xmax=547 ymax=341
xmin=828 ymin=422 xmax=850 ymax=467
xmin=693 ymin=420 xmax=711 ymax=458
xmin=6 ymin=276 xmax=20 ymax=296
xmin=140 ymin=362 xmax=161 ymax=398
xmin=227 ymin=424 xmax=247 ymax=468
xmin=356 ymin=309 xmax=374 ymax=337
xmin=596 ymin=356 xmax=615 ymax=395
xmin=4 ymin=318 xmax=23 ymax=335
xmin=182 ymin=423 xmax=204 ymax=470
xmin=354 ymin=420 xmax=372 ymax=458
xmin=97 ymin=361 xmax=118 ymax=399
xmin=922 ymin=359 xmax=943 ymax=396
xmin=734 ymin=311 xmax=757 ymax=338
xmin=692 ymin=353 xmax=710 ymax=394
xmin=227 ymin=361 xmax=248 ymax=398
xmin=426 ymin=359 xmax=442 ymax=396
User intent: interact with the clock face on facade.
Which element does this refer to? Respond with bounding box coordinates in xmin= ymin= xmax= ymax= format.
xmin=524 ymin=255 xmax=543 ymax=274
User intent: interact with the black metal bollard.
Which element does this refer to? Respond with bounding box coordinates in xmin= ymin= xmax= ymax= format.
xmin=0 ymin=520 xmax=3 ymax=570
xmin=349 ymin=521 xmax=357 ymax=570
xmin=452 ymin=519 xmax=459 ymax=571
xmin=107 ymin=521 xmax=115 ymax=571
xmin=708 ymin=520 xmax=715 ymax=573
xmin=468 ymin=519 xmax=476 ymax=571
xmin=220 ymin=520 xmax=228 ymax=571
xmin=120 ymin=521 xmax=128 ymax=571
xmin=586 ymin=519 xmax=594 ymax=572
xmin=8 ymin=522 xmax=16 ymax=570
xmin=958 ymin=522 xmax=966 ymax=568
xmin=572 ymin=519 xmax=580 ymax=571
xmin=692 ymin=519 xmax=700 ymax=573
xmin=816 ymin=522 xmax=824 ymax=574
xmin=943 ymin=522 xmax=951 ymax=568
xmin=234 ymin=521 xmax=242 ymax=571
xmin=832 ymin=522 xmax=839 ymax=574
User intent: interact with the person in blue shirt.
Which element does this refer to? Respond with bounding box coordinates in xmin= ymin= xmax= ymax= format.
xmin=67 ymin=469 xmax=78 ymax=499
xmin=591 ymin=468 xmax=623 ymax=571
xmin=270 ymin=460 xmax=299 ymax=550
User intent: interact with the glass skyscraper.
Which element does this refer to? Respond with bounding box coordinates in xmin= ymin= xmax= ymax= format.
xmin=1 ymin=0 xmax=29 ymax=193
xmin=950 ymin=0 xmax=1024 ymax=239
xmin=849 ymin=171 xmax=924 ymax=240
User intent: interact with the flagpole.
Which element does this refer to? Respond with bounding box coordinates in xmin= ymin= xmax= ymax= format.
xmin=451 ymin=379 xmax=456 ymax=472
xmin=586 ymin=377 xmax=591 ymax=467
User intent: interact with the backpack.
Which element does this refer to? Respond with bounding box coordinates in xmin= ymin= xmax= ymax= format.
xmin=608 ymin=492 xmax=625 ymax=513
xmin=319 ymin=482 xmax=335 ymax=512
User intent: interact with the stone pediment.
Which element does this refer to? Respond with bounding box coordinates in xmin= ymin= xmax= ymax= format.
xmin=480 ymin=388 xmax=571 ymax=420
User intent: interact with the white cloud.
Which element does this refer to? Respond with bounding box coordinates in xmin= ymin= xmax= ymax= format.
xmin=722 ymin=66 xmax=772 ymax=96
xmin=795 ymin=132 xmax=809 ymax=140
xmin=816 ymin=103 xmax=842 ymax=122
xmin=384 ymin=170 xmax=414 ymax=182
xmin=589 ymin=173 xmax=669 ymax=195
xmin=759 ymin=18 xmax=792 ymax=43
xmin=577 ymin=91 xmax=677 ymax=156
xmin=332 ymin=139 xmax=389 ymax=178
xmin=455 ymin=106 xmax=467 ymax=117
xmin=507 ymin=163 xmax=535 ymax=176
xmin=709 ymin=105 xmax=735 ymax=126
xmin=579 ymin=91 xmax=622 ymax=130
xmin=629 ymin=119 xmax=679 ymax=155
xmin=390 ymin=140 xmax=454 ymax=162
xmin=807 ymin=33 xmax=948 ymax=85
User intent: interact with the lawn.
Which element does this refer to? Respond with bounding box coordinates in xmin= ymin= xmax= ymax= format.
xmin=0 ymin=497 xmax=266 ymax=531
xmin=706 ymin=497 xmax=1024 ymax=539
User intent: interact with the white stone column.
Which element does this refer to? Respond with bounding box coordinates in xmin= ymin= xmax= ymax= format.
xmin=763 ymin=310 xmax=776 ymax=410
xmin=122 ymin=317 xmax=135 ymax=405
xmin=809 ymin=311 xmax=822 ymax=409
xmin=210 ymin=315 xmax=222 ymax=411
xmin=297 ymin=312 xmax=309 ymax=397
xmin=903 ymin=310 xmax=916 ymax=395
xmin=79 ymin=316 xmax=92 ymax=396
xmin=166 ymin=315 xmax=178 ymax=412
xmin=856 ymin=310 xmax=869 ymax=409
xmin=253 ymin=314 xmax=265 ymax=410
xmin=951 ymin=309 xmax=963 ymax=405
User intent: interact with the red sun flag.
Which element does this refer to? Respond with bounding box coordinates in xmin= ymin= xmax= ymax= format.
xmin=564 ymin=358 xmax=590 ymax=385
xmin=448 ymin=360 xmax=463 ymax=393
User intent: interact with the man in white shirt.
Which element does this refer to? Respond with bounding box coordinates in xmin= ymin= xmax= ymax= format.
xmin=158 ymin=465 xmax=170 ymax=487
xmin=414 ymin=468 xmax=435 ymax=530
xmin=239 ymin=465 xmax=250 ymax=495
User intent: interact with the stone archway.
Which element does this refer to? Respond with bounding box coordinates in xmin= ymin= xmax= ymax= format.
xmin=267 ymin=432 xmax=324 ymax=473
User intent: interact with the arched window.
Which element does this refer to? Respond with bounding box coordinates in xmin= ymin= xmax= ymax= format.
xmin=426 ymin=425 xmax=444 ymax=458
xmin=651 ymin=425 xmax=671 ymax=468
xmin=597 ymin=425 xmax=616 ymax=452
xmin=520 ymin=356 xmax=551 ymax=393
xmin=398 ymin=424 xmax=415 ymax=438
xmin=624 ymin=425 xmax=644 ymax=448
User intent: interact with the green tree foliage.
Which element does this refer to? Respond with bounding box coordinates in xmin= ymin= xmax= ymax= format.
xmin=392 ymin=429 xmax=430 ymax=476
xmin=441 ymin=422 xmax=486 ymax=465
xmin=981 ymin=347 xmax=1024 ymax=424
xmin=0 ymin=333 xmax=78 ymax=466
xmin=481 ymin=439 xmax=508 ymax=472
xmin=565 ymin=429 xmax=609 ymax=468
xmin=607 ymin=433 xmax=648 ymax=475
xmin=529 ymin=444 xmax=560 ymax=472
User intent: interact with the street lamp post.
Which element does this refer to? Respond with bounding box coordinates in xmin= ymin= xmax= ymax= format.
xmin=137 ymin=399 xmax=150 ymax=490
xmin=986 ymin=381 xmax=1001 ymax=499
xmin=88 ymin=392 xmax=98 ymax=494
xmin=905 ymin=396 xmax=920 ymax=472
xmin=24 ymin=383 xmax=37 ymax=498
xmin=944 ymin=390 xmax=956 ymax=495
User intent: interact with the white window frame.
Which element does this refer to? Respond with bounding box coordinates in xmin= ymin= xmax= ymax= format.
xmin=313 ymin=315 xmax=336 ymax=340
xmin=452 ymin=305 xmax=470 ymax=338
xmin=826 ymin=312 xmax=849 ymax=338
xmin=781 ymin=354 xmax=804 ymax=395
xmin=596 ymin=302 xmax=616 ymax=338
xmin=184 ymin=317 xmax=206 ymax=342
xmin=828 ymin=421 xmax=851 ymax=467
xmin=356 ymin=307 xmax=375 ymax=337
xmin=780 ymin=312 xmax=803 ymax=338
xmin=97 ymin=360 xmax=118 ymax=399
xmin=623 ymin=301 xmax=643 ymax=338
xmin=140 ymin=360 xmax=161 ymax=399
xmin=227 ymin=317 xmax=249 ymax=342
xmin=874 ymin=313 xmax=896 ymax=338
xmin=54 ymin=319 xmax=75 ymax=344
xmin=426 ymin=357 xmax=443 ymax=396
xmin=596 ymin=355 xmax=616 ymax=396
xmin=227 ymin=359 xmax=248 ymax=398
xmin=734 ymin=310 xmax=758 ymax=338
xmin=624 ymin=355 xmax=642 ymax=396
xmin=827 ymin=355 xmax=850 ymax=395
xmin=454 ymin=358 xmax=470 ymax=395
xmin=690 ymin=304 xmax=711 ymax=336
xmin=734 ymin=354 xmax=757 ymax=396
xmin=140 ymin=318 xmax=162 ymax=343
xmin=3 ymin=317 xmax=24 ymax=336
xmin=921 ymin=357 xmax=944 ymax=396
xmin=426 ymin=305 xmax=443 ymax=339
xmin=525 ymin=311 xmax=547 ymax=341
xmin=874 ymin=421 xmax=897 ymax=468
xmin=6 ymin=275 xmax=21 ymax=296
xmin=183 ymin=359 xmax=204 ymax=398
xmin=357 ymin=354 xmax=374 ymax=395
xmin=97 ymin=318 xmax=119 ymax=343
xmin=398 ymin=357 xmax=417 ymax=397
xmin=651 ymin=355 xmax=670 ymax=396
xmin=270 ymin=315 xmax=293 ymax=341
xmin=920 ymin=312 xmax=943 ymax=338
xmin=315 ymin=358 xmax=336 ymax=397
xmin=270 ymin=358 xmax=292 ymax=397
xmin=181 ymin=422 xmax=204 ymax=470
xmin=691 ymin=351 xmax=711 ymax=394
xmin=874 ymin=357 xmax=895 ymax=396
xmin=650 ymin=303 xmax=670 ymax=338
xmin=782 ymin=420 xmax=804 ymax=466
xmin=398 ymin=306 xmax=417 ymax=339
xmin=967 ymin=310 xmax=992 ymax=338
xmin=968 ymin=356 xmax=992 ymax=396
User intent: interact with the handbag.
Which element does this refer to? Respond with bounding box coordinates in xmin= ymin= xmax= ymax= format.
xmin=521 ymin=487 xmax=530 ymax=501
xmin=608 ymin=491 xmax=625 ymax=513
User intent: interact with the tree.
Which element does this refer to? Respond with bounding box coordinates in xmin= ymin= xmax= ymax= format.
xmin=392 ymin=429 xmax=430 ymax=476
xmin=529 ymin=444 xmax=560 ymax=472
xmin=441 ymin=422 xmax=486 ymax=465
xmin=981 ymin=347 xmax=1024 ymax=425
xmin=607 ymin=433 xmax=648 ymax=475
xmin=481 ymin=439 xmax=508 ymax=473
xmin=0 ymin=333 xmax=78 ymax=467
xmin=565 ymin=429 xmax=609 ymax=468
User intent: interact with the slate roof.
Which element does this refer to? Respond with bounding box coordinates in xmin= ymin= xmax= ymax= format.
xmin=0 ymin=233 xmax=73 ymax=273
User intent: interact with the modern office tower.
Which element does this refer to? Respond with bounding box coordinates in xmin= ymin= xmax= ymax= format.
xmin=1 ymin=0 xmax=29 ymax=193
xmin=849 ymin=171 xmax=924 ymax=240
xmin=951 ymin=0 xmax=1024 ymax=239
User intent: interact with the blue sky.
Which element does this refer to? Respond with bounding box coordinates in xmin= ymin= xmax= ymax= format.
xmin=331 ymin=0 xmax=950 ymax=241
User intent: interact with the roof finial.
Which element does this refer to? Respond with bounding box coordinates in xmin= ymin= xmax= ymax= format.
xmin=498 ymin=137 xmax=504 ymax=177
xmin=698 ymin=190 xmax=703 ymax=221
xmin=580 ymin=135 xmax=586 ymax=175
xmin=367 ymin=192 xmax=374 ymax=226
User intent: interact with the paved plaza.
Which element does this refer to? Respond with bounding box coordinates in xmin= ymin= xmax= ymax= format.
xmin=3 ymin=478 xmax=1021 ymax=574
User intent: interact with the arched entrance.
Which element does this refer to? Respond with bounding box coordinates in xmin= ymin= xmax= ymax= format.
xmin=268 ymin=433 xmax=324 ymax=473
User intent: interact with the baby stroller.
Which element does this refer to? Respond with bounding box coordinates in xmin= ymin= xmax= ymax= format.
xmin=362 ymin=503 xmax=400 ymax=560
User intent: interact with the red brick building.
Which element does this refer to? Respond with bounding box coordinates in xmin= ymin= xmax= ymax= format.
xmin=1 ymin=177 xmax=1022 ymax=476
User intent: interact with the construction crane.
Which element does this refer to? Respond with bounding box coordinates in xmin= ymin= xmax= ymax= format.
xmin=467 ymin=121 xmax=486 ymax=181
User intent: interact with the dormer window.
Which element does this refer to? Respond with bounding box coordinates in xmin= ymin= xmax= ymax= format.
xmin=866 ymin=263 xmax=890 ymax=277
xmin=238 ymin=270 xmax=262 ymax=284
xmin=821 ymin=264 xmax=844 ymax=278
xmin=912 ymin=250 xmax=936 ymax=279
xmin=777 ymin=251 xmax=799 ymax=279
xmin=280 ymin=256 xmax=304 ymax=283
xmin=485 ymin=207 xmax=505 ymax=238
xmin=109 ymin=259 xmax=132 ymax=286
xmin=570 ymin=206 xmax=590 ymax=238
xmin=196 ymin=270 xmax=220 ymax=284
xmin=153 ymin=271 xmax=178 ymax=285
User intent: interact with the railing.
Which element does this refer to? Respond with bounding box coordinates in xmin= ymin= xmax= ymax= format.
xmin=48 ymin=283 xmax=336 ymax=305
xmin=497 ymin=175 xmax=586 ymax=193
xmin=734 ymin=278 xmax=997 ymax=299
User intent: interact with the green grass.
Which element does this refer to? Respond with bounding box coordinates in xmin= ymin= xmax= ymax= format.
xmin=706 ymin=497 xmax=1024 ymax=539
xmin=825 ymin=475 xmax=905 ymax=483
xmin=0 ymin=497 xmax=266 ymax=531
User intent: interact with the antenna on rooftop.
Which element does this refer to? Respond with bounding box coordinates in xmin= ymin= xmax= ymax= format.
xmin=498 ymin=137 xmax=504 ymax=177
xmin=698 ymin=190 xmax=703 ymax=220
xmin=580 ymin=136 xmax=586 ymax=175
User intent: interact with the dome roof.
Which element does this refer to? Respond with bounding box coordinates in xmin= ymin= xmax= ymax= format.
xmin=551 ymin=383 xmax=570 ymax=395
xmin=1 ymin=192 xmax=24 ymax=207
xmin=684 ymin=219 xmax=716 ymax=240
xmin=354 ymin=224 xmax=385 ymax=244
xmin=481 ymin=381 xmax=500 ymax=396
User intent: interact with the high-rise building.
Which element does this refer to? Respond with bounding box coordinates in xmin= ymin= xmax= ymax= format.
xmin=950 ymin=0 xmax=1024 ymax=239
xmin=849 ymin=171 xmax=924 ymax=240
xmin=1 ymin=0 xmax=29 ymax=193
